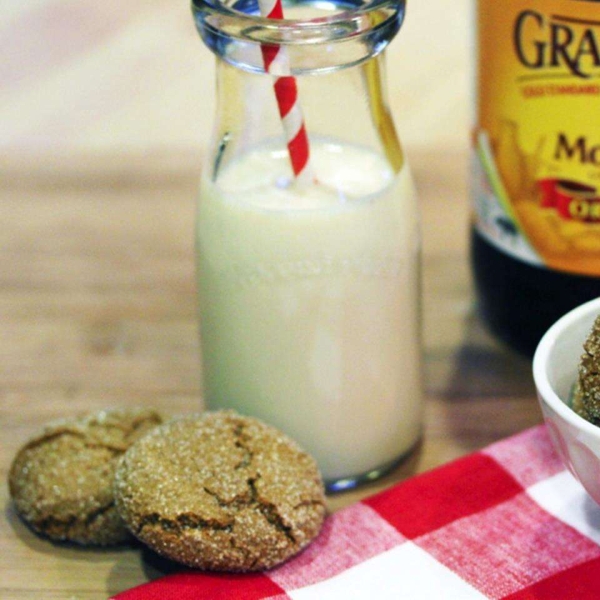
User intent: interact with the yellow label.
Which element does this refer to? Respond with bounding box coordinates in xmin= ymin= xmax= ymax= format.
xmin=474 ymin=0 xmax=600 ymax=276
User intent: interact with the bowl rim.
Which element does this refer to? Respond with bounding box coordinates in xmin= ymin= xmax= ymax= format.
xmin=533 ymin=297 xmax=600 ymax=438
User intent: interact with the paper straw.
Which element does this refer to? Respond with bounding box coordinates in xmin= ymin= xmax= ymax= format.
xmin=259 ymin=0 xmax=314 ymax=185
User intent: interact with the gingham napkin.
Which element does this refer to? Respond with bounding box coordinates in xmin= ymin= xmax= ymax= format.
xmin=111 ymin=425 xmax=600 ymax=599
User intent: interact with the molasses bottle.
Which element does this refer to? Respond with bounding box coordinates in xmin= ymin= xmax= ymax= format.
xmin=471 ymin=0 xmax=600 ymax=355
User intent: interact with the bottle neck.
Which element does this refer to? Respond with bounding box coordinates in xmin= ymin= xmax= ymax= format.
xmin=209 ymin=53 xmax=403 ymax=183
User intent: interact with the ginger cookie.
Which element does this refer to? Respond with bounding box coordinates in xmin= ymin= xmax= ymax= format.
xmin=114 ymin=411 xmax=326 ymax=571
xmin=9 ymin=408 xmax=163 ymax=545
xmin=579 ymin=314 xmax=600 ymax=425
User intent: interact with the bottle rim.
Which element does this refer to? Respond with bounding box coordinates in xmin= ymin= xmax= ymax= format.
xmin=192 ymin=0 xmax=405 ymax=49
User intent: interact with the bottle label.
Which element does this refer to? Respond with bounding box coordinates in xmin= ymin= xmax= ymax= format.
xmin=473 ymin=0 xmax=600 ymax=276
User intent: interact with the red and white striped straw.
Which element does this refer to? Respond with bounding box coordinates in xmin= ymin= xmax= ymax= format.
xmin=258 ymin=0 xmax=314 ymax=186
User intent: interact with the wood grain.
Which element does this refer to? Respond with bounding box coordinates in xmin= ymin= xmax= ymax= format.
xmin=0 ymin=0 xmax=542 ymax=597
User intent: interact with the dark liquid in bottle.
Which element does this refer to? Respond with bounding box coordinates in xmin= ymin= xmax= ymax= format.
xmin=471 ymin=228 xmax=600 ymax=356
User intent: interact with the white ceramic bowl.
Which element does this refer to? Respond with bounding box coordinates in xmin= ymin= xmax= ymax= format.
xmin=534 ymin=297 xmax=600 ymax=504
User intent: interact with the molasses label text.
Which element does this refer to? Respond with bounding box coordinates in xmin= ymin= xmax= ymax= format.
xmin=514 ymin=10 xmax=600 ymax=79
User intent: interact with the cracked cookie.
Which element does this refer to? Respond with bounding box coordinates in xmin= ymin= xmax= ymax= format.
xmin=114 ymin=411 xmax=326 ymax=571
xmin=8 ymin=408 xmax=163 ymax=545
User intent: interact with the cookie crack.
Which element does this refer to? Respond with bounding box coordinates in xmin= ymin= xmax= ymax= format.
xmin=83 ymin=441 xmax=126 ymax=453
xmin=137 ymin=512 xmax=233 ymax=536
xmin=202 ymin=485 xmax=250 ymax=507
xmin=33 ymin=514 xmax=78 ymax=539
xmin=22 ymin=430 xmax=86 ymax=452
xmin=124 ymin=413 xmax=163 ymax=441
xmin=229 ymin=535 xmax=259 ymax=569
xmin=583 ymin=351 xmax=599 ymax=370
xmin=233 ymin=423 xmax=299 ymax=545
xmin=232 ymin=423 xmax=253 ymax=470
xmin=248 ymin=477 xmax=297 ymax=545
xmin=293 ymin=499 xmax=326 ymax=511
xmin=84 ymin=501 xmax=115 ymax=526
xmin=199 ymin=477 xmax=298 ymax=547
xmin=22 ymin=430 xmax=126 ymax=455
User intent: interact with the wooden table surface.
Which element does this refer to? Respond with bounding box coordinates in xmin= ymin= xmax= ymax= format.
xmin=1 ymin=1 xmax=542 ymax=598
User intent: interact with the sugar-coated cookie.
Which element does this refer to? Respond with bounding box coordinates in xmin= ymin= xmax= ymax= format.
xmin=114 ymin=411 xmax=326 ymax=571
xmin=9 ymin=408 xmax=163 ymax=545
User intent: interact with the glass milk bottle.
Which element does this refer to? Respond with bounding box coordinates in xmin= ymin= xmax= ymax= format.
xmin=193 ymin=0 xmax=422 ymax=490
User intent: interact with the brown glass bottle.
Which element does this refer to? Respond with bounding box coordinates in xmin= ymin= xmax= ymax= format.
xmin=472 ymin=229 xmax=600 ymax=356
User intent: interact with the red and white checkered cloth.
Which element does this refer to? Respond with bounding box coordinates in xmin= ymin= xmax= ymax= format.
xmin=111 ymin=425 xmax=600 ymax=599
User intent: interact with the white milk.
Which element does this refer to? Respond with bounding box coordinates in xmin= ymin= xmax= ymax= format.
xmin=197 ymin=139 xmax=422 ymax=483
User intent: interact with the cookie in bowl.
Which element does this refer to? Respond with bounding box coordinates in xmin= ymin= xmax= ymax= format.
xmin=534 ymin=298 xmax=600 ymax=507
